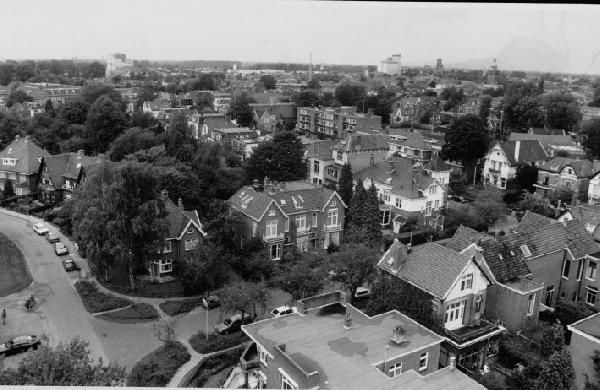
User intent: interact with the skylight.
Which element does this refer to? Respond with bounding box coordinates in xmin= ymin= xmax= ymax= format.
xmin=520 ymin=245 xmax=532 ymax=258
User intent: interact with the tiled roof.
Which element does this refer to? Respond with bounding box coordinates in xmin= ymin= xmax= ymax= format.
xmin=516 ymin=211 xmax=558 ymax=232
xmin=229 ymin=187 xmax=274 ymax=221
xmin=480 ymin=238 xmax=531 ymax=283
xmin=270 ymin=187 xmax=338 ymax=215
xmin=388 ymin=131 xmax=438 ymax=151
xmin=446 ymin=225 xmax=492 ymax=252
xmin=378 ymin=242 xmax=471 ymax=299
xmin=499 ymin=140 xmax=547 ymax=165
xmin=333 ymin=134 xmax=390 ymax=153
xmin=538 ymin=157 xmax=600 ymax=178
xmin=249 ymin=102 xmax=296 ymax=120
xmin=147 ymin=99 xmax=171 ymax=111
xmin=355 ymin=157 xmax=435 ymax=199
xmin=423 ymin=156 xmax=452 ymax=172
xmin=565 ymin=219 xmax=600 ymax=259
xmin=163 ymin=197 xmax=204 ymax=239
xmin=509 ymin=133 xmax=580 ymax=150
xmin=41 ymin=154 xmax=71 ymax=188
xmin=0 ymin=136 xmax=50 ymax=174
xmin=63 ymin=153 xmax=103 ymax=180
xmin=305 ymin=139 xmax=337 ymax=160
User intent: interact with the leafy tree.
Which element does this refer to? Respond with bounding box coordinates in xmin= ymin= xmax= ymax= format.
xmin=335 ymin=83 xmax=366 ymax=108
xmin=472 ymin=187 xmax=506 ymax=229
xmin=109 ymin=127 xmax=161 ymax=162
xmin=338 ymin=163 xmax=353 ymax=207
xmin=130 ymin=111 xmax=158 ymax=130
xmin=259 ymin=75 xmax=277 ymax=90
xmin=80 ymin=83 xmax=122 ymax=106
xmin=590 ymin=87 xmax=600 ymax=108
xmin=582 ymin=120 xmax=600 ymax=160
xmin=307 ymin=79 xmax=320 ymax=89
xmin=3 ymin=179 xmax=14 ymax=198
xmin=479 ymin=95 xmax=492 ymax=123
xmin=227 ymin=92 xmax=255 ymax=127
xmin=441 ymin=114 xmax=490 ymax=166
xmin=44 ymin=99 xmax=55 ymax=115
xmin=536 ymin=349 xmax=575 ymax=390
xmin=274 ymin=253 xmax=327 ymax=301
xmin=584 ymin=351 xmax=600 ymax=389
xmin=165 ymin=112 xmax=196 ymax=162
xmin=58 ymin=100 xmax=89 ymax=125
xmin=515 ymin=164 xmax=539 ymax=193
xmin=440 ymin=86 xmax=465 ymax=111
xmin=543 ymin=92 xmax=581 ymax=132
xmin=5 ymin=89 xmax=33 ymax=108
xmin=85 ymin=95 xmax=129 ymax=153
xmin=330 ymin=243 xmax=378 ymax=303
xmin=82 ymin=61 xmax=106 ymax=78
xmin=0 ymin=337 xmax=125 ymax=386
xmin=176 ymin=243 xmax=229 ymax=296
xmin=448 ymin=171 xmax=466 ymax=195
xmin=344 ymin=181 xmax=381 ymax=246
xmin=243 ymin=131 xmax=307 ymax=183
xmin=218 ymin=281 xmax=270 ymax=319
xmin=502 ymin=81 xmax=544 ymax=131
xmin=292 ymin=91 xmax=321 ymax=107
xmin=136 ymin=85 xmax=156 ymax=105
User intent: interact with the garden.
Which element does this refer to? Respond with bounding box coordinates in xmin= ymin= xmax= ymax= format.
xmin=127 ymin=341 xmax=191 ymax=387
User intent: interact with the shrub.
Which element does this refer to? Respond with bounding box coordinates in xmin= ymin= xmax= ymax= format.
xmin=74 ymin=280 xmax=132 ymax=314
xmin=189 ymin=331 xmax=249 ymax=354
xmin=185 ymin=348 xmax=244 ymax=388
xmin=159 ymin=298 xmax=204 ymax=316
xmin=98 ymin=303 xmax=159 ymax=323
xmin=127 ymin=341 xmax=190 ymax=387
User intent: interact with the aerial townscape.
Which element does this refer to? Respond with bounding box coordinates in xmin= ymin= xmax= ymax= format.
xmin=1 ymin=2 xmax=600 ymax=390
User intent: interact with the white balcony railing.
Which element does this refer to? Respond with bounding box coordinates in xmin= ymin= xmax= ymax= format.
xmin=263 ymin=232 xmax=285 ymax=242
xmin=324 ymin=224 xmax=342 ymax=232
xmin=296 ymin=226 xmax=311 ymax=234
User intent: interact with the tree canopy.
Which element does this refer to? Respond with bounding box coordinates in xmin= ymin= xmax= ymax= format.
xmin=581 ymin=119 xmax=600 ymax=160
xmin=330 ymin=243 xmax=378 ymax=303
xmin=338 ymin=163 xmax=354 ymax=207
xmin=259 ymin=75 xmax=277 ymax=90
xmin=218 ymin=281 xmax=270 ymax=319
xmin=335 ymin=83 xmax=366 ymax=108
xmin=543 ymin=92 xmax=581 ymax=132
xmin=441 ymin=114 xmax=490 ymax=166
xmin=85 ymin=95 xmax=129 ymax=153
xmin=227 ymin=92 xmax=255 ymax=127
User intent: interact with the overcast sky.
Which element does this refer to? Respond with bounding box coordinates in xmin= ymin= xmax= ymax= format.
xmin=2 ymin=1 xmax=599 ymax=74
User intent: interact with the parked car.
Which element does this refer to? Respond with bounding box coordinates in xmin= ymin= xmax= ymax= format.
xmin=215 ymin=313 xmax=253 ymax=335
xmin=354 ymin=287 xmax=371 ymax=299
xmin=54 ymin=242 xmax=68 ymax=256
xmin=46 ymin=232 xmax=60 ymax=243
xmin=32 ymin=223 xmax=49 ymax=235
xmin=0 ymin=335 xmax=41 ymax=357
xmin=62 ymin=256 xmax=79 ymax=272
xmin=202 ymin=296 xmax=221 ymax=310
xmin=270 ymin=305 xmax=297 ymax=318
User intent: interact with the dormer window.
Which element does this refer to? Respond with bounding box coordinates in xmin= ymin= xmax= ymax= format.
xmin=1 ymin=158 xmax=17 ymax=166
xmin=520 ymin=245 xmax=532 ymax=258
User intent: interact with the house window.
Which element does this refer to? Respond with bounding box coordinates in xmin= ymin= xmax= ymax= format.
xmin=295 ymin=215 xmax=307 ymax=230
xmin=268 ymin=210 xmax=275 ymax=217
xmin=269 ymin=244 xmax=280 ymax=260
xmin=474 ymin=295 xmax=482 ymax=312
xmin=163 ymin=240 xmax=172 ymax=253
xmin=395 ymin=198 xmax=401 ymax=208
xmin=257 ymin=371 xmax=267 ymax=389
xmin=381 ymin=210 xmax=390 ymax=225
xmin=384 ymin=190 xmax=390 ymax=202
xmin=545 ymin=285 xmax=555 ymax=306
xmin=434 ymin=200 xmax=440 ymax=209
xmin=258 ymin=346 xmax=268 ymax=366
xmin=266 ymin=220 xmax=278 ymax=238
xmin=587 ymin=260 xmax=597 ymax=281
xmin=313 ymin=160 xmax=320 ymax=174
xmin=562 ymin=259 xmax=571 ymax=279
xmin=419 ymin=352 xmax=429 ymax=371
xmin=429 ymin=185 xmax=437 ymax=194
xmin=577 ymin=260 xmax=584 ymax=281
xmin=586 ymin=287 xmax=598 ymax=306
xmin=389 ymin=361 xmax=402 ymax=377
xmin=425 ymin=201 xmax=433 ymax=216
xmin=336 ymin=151 xmax=343 ymax=161
xmin=527 ymin=293 xmax=535 ymax=316
xmin=185 ymin=239 xmax=198 ymax=251
xmin=160 ymin=259 xmax=172 ymax=273
xmin=187 ymin=228 xmax=194 ymax=234
xmin=461 ymin=273 xmax=473 ymax=291
xmin=252 ymin=222 xmax=258 ymax=237
xmin=327 ymin=209 xmax=338 ymax=227
xmin=280 ymin=370 xmax=298 ymax=390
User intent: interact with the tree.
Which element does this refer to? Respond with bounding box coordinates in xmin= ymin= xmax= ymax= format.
xmin=543 ymin=92 xmax=581 ymax=132
xmin=58 ymin=100 xmax=89 ymax=125
xmin=582 ymin=120 xmax=600 ymax=160
xmin=585 ymin=351 xmax=600 ymax=389
xmin=259 ymin=75 xmax=277 ymax=90
xmin=176 ymin=243 xmax=229 ymax=296
xmin=307 ymin=79 xmax=320 ymax=89
xmin=338 ymin=163 xmax=353 ymax=207
xmin=0 ymin=337 xmax=125 ymax=386
xmin=502 ymin=81 xmax=544 ymax=131
xmin=3 ymin=179 xmax=14 ymax=198
xmin=243 ymin=131 xmax=307 ymax=183
xmin=448 ymin=171 xmax=466 ymax=195
xmin=227 ymin=92 xmax=255 ymax=127
xmin=440 ymin=87 xmax=465 ymax=111
xmin=590 ymin=87 xmax=600 ymax=108
xmin=5 ymin=89 xmax=33 ymax=108
xmin=109 ymin=127 xmax=161 ymax=161
xmin=472 ymin=187 xmax=505 ymax=229
xmin=515 ymin=164 xmax=539 ymax=193
xmin=536 ymin=349 xmax=575 ymax=390
xmin=479 ymin=95 xmax=492 ymax=123
xmin=80 ymin=83 xmax=122 ymax=106
xmin=292 ymin=91 xmax=321 ymax=107
xmin=274 ymin=254 xmax=326 ymax=301
xmin=218 ymin=281 xmax=270 ymax=319
xmin=130 ymin=111 xmax=158 ymax=130
xmin=335 ymin=83 xmax=366 ymax=108
xmin=330 ymin=243 xmax=378 ymax=303
xmin=344 ymin=181 xmax=381 ymax=247
xmin=85 ymin=95 xmax=129 ymax=153
xmin=164 ymin=112 xmax=196 ymax=162
xmin=441 ymin=114 xmax=490 ymax=167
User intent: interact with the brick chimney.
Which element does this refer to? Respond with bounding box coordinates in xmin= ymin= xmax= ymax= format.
xmin=24 ymin=135 xmax=30 ymax=142
xmin=160 ymin=189 xmax=169 ymax=201
xmin=15 ymin=134 xmax=20 ymax=141
xmin=514 ymin=140 xmax=521 ymax=162
xmin=77 ymin=149 xmax=85 ymax=157
xmin=178 ymin=197 xmax=184 ymax=211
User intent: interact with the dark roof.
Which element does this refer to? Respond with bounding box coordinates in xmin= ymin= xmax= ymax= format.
xmin=498 ymin=140 xmax=547 ymax=165
xmin=355 ymin=157 xmax=435 ymax=199
xmin=41 ymin=154 xmax=71 ymax=188
xmin=516 ymin=211 xmax=558 ymax=232
xmin=538 ymin=157 xmax=600 ymax=178
xmin=305 ymin=140 xmax=337 ymax=160
xmin=446 ymin=225 xmax=492 ymax=252
xmin=529 ymin=127 xmax=566 ymax=135
xmin=63 ymin=153 xmax=103 ymax=180
xmin=249 ymin=102 xmax=296 ymax=120
xmin=480 ymin=239 xmax=531 ymax=283
xmin=163 ymin=196 xmax=204 ymax=239
xmin=229 ymin=187 xmax=274 ymax=221
xmin=333 ymin=134 xmax=390 ymax=153
xmin=378 ymin=242 xmax=472 ymax=299
xmin=423 ymin=156 xmax=452 ymax=172
xmin=565 ymin=219 xmax=600 ymax=259
xmin=0 ymin=136 xmax=50 ymax=174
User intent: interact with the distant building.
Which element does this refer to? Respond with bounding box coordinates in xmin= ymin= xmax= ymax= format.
xmin=209 ymin=127 xmax=257 ymax=150
xmin=17 ymin=83 xmax=81 ymax=106
xmin=482 ymin=59 xmax=501 ymax=89
xmin=435 ymin=59 xmax=444 ymax=77
xmin=297 ymin=106 xmax=382 ymax=139
xmin=387 ymin=128 xmax=441 ymax=164
xmin=378 ymin=54 xmax=402 ymax=76
xmin=105 ymin=53 xmax=134 ymax=77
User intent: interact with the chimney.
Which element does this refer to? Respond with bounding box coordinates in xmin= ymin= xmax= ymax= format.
xmin=178 ymin=197 xmax=184 ymax=211
xmin=263 ymin=176 xmax=269 ymax=189
xmin=77 ymin=149 xmax=85 ymax=157
xmin=253 ymin=179 xmax=260 ymax=191
xmin=98 ymin=153 xmax=105 ymax=160
xmin=160 ymin=189 xmax=169 ymax=201
xmin=449 ymin=356 xmax=456 ymax=371
xmin=514 ymin=140 xmax=521 ymax=162
xmin=343 ymin=311 xmax=352 ymax=329
xmin=388 ymin=159 xmax=395 ymax=174
xmin=280 ymin=182 xmax=286 ymax=192
xmin=24 ymin=135 xmax=30 ymax=142
xmin=370 ymin=153 xmax=375 ymax=167
xmin=15 ymin=134 xmax=20 ymax=141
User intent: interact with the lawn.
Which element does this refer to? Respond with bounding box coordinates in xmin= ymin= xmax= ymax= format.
xmin=127 ymin=341 xmax=191 ymax=387
xmin=97 ymin=264 xmax=184 ymax=298
xmin=184 ymin=348 xmax=244 ymax=388
xmin=189 ymin=331 xmax=249 ymax=354
xmin=159 ymin=298 xmax=205 ymax=316
xmin=0 ymin=233 xmax=32 ymax=297
xmin=74 ymin=280 xmax=133 ymax=314
xmin=98 ymin=303 xmax=160 ymax=323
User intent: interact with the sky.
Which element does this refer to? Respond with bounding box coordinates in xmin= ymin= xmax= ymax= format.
xmin=1 ymin=1 xmax=600 ymax=74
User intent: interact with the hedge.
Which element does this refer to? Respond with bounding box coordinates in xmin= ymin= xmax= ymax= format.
xmin=74 ymin=280 xmax=132 ymax=314
xmin=127 ymin=341 xmax=191 ymax=387
xmin=189 ymin=331 xmax=249 ymax=354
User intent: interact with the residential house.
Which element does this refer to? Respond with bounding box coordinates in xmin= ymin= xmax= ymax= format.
xmin=209 ymin=127 xmax=257 ymax=150
xmin=558 ymin=205 xmax=600 ymax=242
xmin=17 ymin=83 xmax=81 ymax=105
xmin=378 ymin=241 xmax=504 ymax=373
xmin=509 ymin=132 xmax=585 ymax=158
xmin=38 ymin=150 xmax=103 ymax=204
xmin=482 ymin=140 xmax=547 ymax=189
xmin=355 ymin=157 xmax=446 ymax=231
xmin=231 ymin=135 xmax=272 ymax=162
xmin=240 ymin=290 xmax=484 ymax=390
xmin=446 ymin=226 xmax=544 ymax=332
xmin=387 ymin=128 xmax=442 ymax=163
xmin=390 ymin=96 xmax=440 ymax=125
xmin=188 ymin=112 xmax=233 ymax=140
xmin=0 ymin=135 xmax=50 ymax=195
xmin=587 ymin=170 xmax=600 ymax=205
xmin=228 ymin=181 xmax=346 ymax=258
xmin=142 ymin=99 xmax=171 ymax=118
xmin=567 ymin=313 xmax=600 ymax=390
xmin=153 ymin=190 xmax=206 ymax=278
xmin=296 ymin=106 xmax=382 ymax=139
xmin=534 ymin=157 xmax=600 ymax=201
xmin=423 ymin=156 xmax=453 ymax=186
xmin=250 ymin=102 xmax=296 ymax=131
xmin=305 ymin=139 xmax=338 ymax=186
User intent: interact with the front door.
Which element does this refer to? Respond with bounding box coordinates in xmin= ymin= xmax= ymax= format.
xmin=445 ymin=300 xmax=466 ymax=330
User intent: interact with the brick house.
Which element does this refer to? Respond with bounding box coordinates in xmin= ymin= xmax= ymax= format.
xmin=482 ymin=140 xmax=547 ymax=190
xmin=209 ymin=127 xmax=257 ymax=151
xmin=355 ymin=157 xmax=446 ymax=231
xmin=567 ymin=313 xmax=600 ymax=390
xmin=378 ymin=241 xmax=504 ymax=373
xmin=240 ymin=291 xmax=484 ymax=390
xmin=0 ymin=135 xmax=50 ymax=196
xmin=305 ymin=139 xmax=338 ymax=186
xmin=387 ymin=128 xmax=442 ymax=164
xmin=228 ymin=181 xmax=346 ymax=259
xmin=534 ymin=157 xmax=600 ymax=201
xmin=38 ymin=150 xmax=104 ymax=204
xmin=152 ymin=190 xmax=206 ymax=278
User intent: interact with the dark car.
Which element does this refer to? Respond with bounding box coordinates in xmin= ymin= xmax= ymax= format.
xmin=202 ymin=296 xmax=221 ymax=310
xmin=0 ymin=335 xmax=41 ymax=356
xmin=214 ymin=313 xmax=253 ymax=335
xmin=62 ymin=256 xmax=80 ymax=272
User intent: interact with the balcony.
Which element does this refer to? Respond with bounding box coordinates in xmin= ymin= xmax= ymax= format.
xmin=444 ymin=318 xmax=501 ymax=345
xmin=296 ymin=226 xmax=312 ymax=235
xmin=488 ymin=167 xmax=500 ymax=174
xmin=240 ymin=342 xmax=260 ymax=371
xmin=263 ymin=232 xmax=285 ymax=242
xmin=323 ymin=224 xmax=342 ymax=232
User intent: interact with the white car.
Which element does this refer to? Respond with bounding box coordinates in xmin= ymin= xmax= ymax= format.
xmin=354 ymin=287 xmax=371 ymax=299
xmin=33 ymin=223 xmax=49 ymax=235
xmin=270 ymin=306 xmax=297 ymax=318
xmin=54 ymin=242 xmax=68 ymax=256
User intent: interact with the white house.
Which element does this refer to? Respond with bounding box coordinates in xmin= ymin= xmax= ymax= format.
xmin=483 ymin=140 xmax=547 ymax=189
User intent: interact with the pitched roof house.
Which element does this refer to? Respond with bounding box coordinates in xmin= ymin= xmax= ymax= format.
xmin=0 ymin=135 xmax=51 ymax=195
xmin=534 ymin=157 xmax=600 ymax=201
xmin=483 ymin=140 xmax=547 ymax=189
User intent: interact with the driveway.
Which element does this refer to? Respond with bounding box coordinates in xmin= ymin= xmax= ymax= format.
xmin=0 ymin=210 xmax=106 ymax=368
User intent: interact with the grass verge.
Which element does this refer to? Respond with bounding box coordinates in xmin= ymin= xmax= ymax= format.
xmin=0 ymin=233 xmax=32 ymax=297
xmin=189 ymin=331 xmax=249 ymax=354
xmin=159 ymin=298 xmax=205 ymax=316
xmin=127 ymin=341 xmax=190 ymax=387
xmin=74 ymin=280 xmax=132 ymax=314
xmin=97 ymin=303 xmax=159 ymax=323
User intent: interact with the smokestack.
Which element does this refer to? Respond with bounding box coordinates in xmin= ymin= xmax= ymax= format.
xmin=514 ymin=140 xmax=521 ymax=162
xmin=178 ymin=197 xmax=184 ymax=211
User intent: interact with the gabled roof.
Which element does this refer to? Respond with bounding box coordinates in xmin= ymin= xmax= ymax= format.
xmin=229 ymin=187 xmax=276 ymax=222
xmin=516 ymin=211 xmax=558 ymax=232
xmin=565 ymin=219 xmax=600 ymax=259
xmin=355 ymin=157 xmax=436 ymax=199
xmin=446 ymin=225 xmax=492 ymax=252
xmin=538 ymin=157 xmax=600 ymax=178
xmin=479 ymin=238 xmax=531 ymax=283
xmin=497 ymin=140 xmax=547 ymax=165
xmin=63 ymin=153 xmax=103 ymax=180
xmin=378 ymin=242 xmax=473 ymax=299
xmin=509 ymin=133 xmax=579 ymax=150
xmin=41 ymin=154 xmax=71 ymax=188
xmin=305 ymin=140 xmax=337 ymax=161
xmin=146 ymin=99 xmax=171 ymax=111
xmin=333 ymin=134 xmax=390 ymax=153
xmin=163 ymin=197 xmax=205 ymax=239
xmin=423 ymin=156 xmax=452 ymax=172
xmin=249 ymin=102 xmax=296 ymax=120
xmin=0 ymin=136 xmax=50 ymax=174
